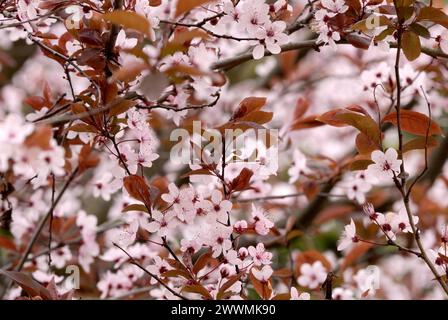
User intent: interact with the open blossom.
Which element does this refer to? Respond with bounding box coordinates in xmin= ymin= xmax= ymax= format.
xmin=298 ymin=261 xmax=327 ymax=289
xmin=209 ymin=225 xmax=233 ymax=258
xmin=366 ymin=148 xmax=402 ymax=180
xmin=290 ymin=287 xmax=311 ymax=300
xmin=239 ymin=0 xmax=270 ymax=34
xmin=340 ymin=172 xmax=372 ymax=204
xmin=332 ymin=287 xmax=354 ymax=300
xmin=337 ymin=219 xmax=359 ymax=251
xmin=376 ymin=212 xmax=397 ymax=240
xmin=392 ymin=207 xmax=419 ymax=234
xmin=316 ymin=25 xmax=341 ymax=50
xmin=251 ymin=265 xmax=273 ymax=283
xmin=209 ymin=190 xmax=233 ymax=222
xmin=252 ymin=21 xmax=290 ymax=60
xmin=143 ymin=210 xmax=178 ymax=237
xmin=146 ymin=256 xmax=172 ymax=285
xmin=321 ymin=0 xmax=349 ymax=14
xmin=248 ymin=243 xmax=272 ymax=266
xmin=251 ymin=204 xmax=274 ymax=235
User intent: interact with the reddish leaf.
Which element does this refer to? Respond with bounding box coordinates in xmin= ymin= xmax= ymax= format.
xmin=24 ymin=126 xmax=53 ymax=150
xmin=356 ymin=132 xmax=380 ymax=155
xmin=0 ymin=270 xmax=52 ymax=300
xmin=402 ymin=31 xmax=421 ymax=61
xmin=78 ymin=144 xmax=100 ymax=173
xmin=182 ymin=284 xmax=213 ymax=299
xmin=341 ymin=242 xmax=374 ymax=271
xmin=0 ymin=235 xmax=16 ymax=251
xmin=314 ymin=205 xmax=356 ymax=225
xmin=230 ymin=168 xmax=254 ymax=192
xmin=403 ymin=136 xmax=438 ymax=153
xmin=193 ymin=250 xmax=215 ymax=274
xmin=123 ymin=175 xmax=152 ymax=208
xmin=383 ymin=110 xmax=442 ymax=136
xmin=103 ymin=10 xmax=152 ymax=37
xmin=24 ymin=96 xmax=48 ymax=111
xmin=417 ymin=7 xmax=448 ymax=28
xmin=78 ymin=28 xmax=104 ymax=47
xmin=249 ymin=270 xmax=272 ymax=300
xmin=175 ymin=0 xmax=212 ymax=17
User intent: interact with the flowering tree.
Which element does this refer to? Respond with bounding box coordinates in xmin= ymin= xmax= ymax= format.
xmin=0 ymin=0 xmax=448 ymax=300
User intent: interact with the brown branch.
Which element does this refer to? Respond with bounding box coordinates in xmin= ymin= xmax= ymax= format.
xmin=104 ymin=0 xmax=124 ymax=77
xmin=211 ymin=40 xmax=448 ymax=71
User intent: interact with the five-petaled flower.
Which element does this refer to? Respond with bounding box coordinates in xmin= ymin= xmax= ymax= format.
xmin=367 ymin=148 xmax=402 ymax=181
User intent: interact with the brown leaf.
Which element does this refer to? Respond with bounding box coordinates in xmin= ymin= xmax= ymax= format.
xmin=316 ymin=109 xmax=348 ymax=127
xmin=122 ymin=204 xmax=148 ymax=213
xmin=78 ymin=28 xmax=103 ymax=47
xmin=0 ymin=235 xmax=16 ymax=251
xmin=182 ymin=284 xmax=213 ymax=299
xmin=24 ymin=126 xmax=53 ymax=150
xmin=341 ymin=242 xmax=374 ymax=271
xmin=402 ymin=31 xmax=421 ymax=61
xmin=417 ymin=7 xmax=448 ymax=28
xmin=290 ymin=115 xmax=324 ymax=131
xmin=356 ymin=132 xmax=380 ymax=155
xmin=217 ymin=272 xmax=245 ymax=299
xmin=383 ymin=110 xmax=442 ymax=136
xmin=230 ymin=168 xmax=254 ymax=192
xmin=314 ymin=205 xmax=356 ymax=225
xmin=110 ymin=62 xmax=148 ymax=83
xmin=78 ymin=144 xmax=100 ymax=173
xmin=103 ymin=10 xmax=152 ymax=37
xmin=0 ymin=270 xmax=52 ymax=300
xmin=24 ymin=96 xmax=48 ymax=111
xmin=123 ymin=175 xmax=152 ymax=208
xmin=108 ymin=99 xmax=138 ymax=117
xmin=175 ymin=0 xmax=212 ymax=18
xmin=402 ymin=136 xmax=438 ymax=153
xmin=249 ymin=270 xmax=272 ymax=300
xmin=193 ymin=250 xmax=214 ymax=274
xmin=336 ymin=111 xmax=381 ymax=146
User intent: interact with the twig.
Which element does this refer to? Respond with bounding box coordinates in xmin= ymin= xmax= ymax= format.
xmin=113 ymin=243 xmax=189 ymax=300
xmin=14 ymin=167 xmax=79 ymax=272
xmin=235 ymin=192 xmax=346 ymax=203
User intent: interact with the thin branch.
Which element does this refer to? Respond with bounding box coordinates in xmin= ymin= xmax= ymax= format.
xmin=113 ymin=243 xmax=189 ymax=300
xmin=235 ymin=192 xmax=346 ymax=203
xmin=14 ymin=167 xmax=79 ymax=272
xmin=211 ymin=40 xmax=448 ymax=71
xmin=405 ymin=87 xmax=432 ymax=198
